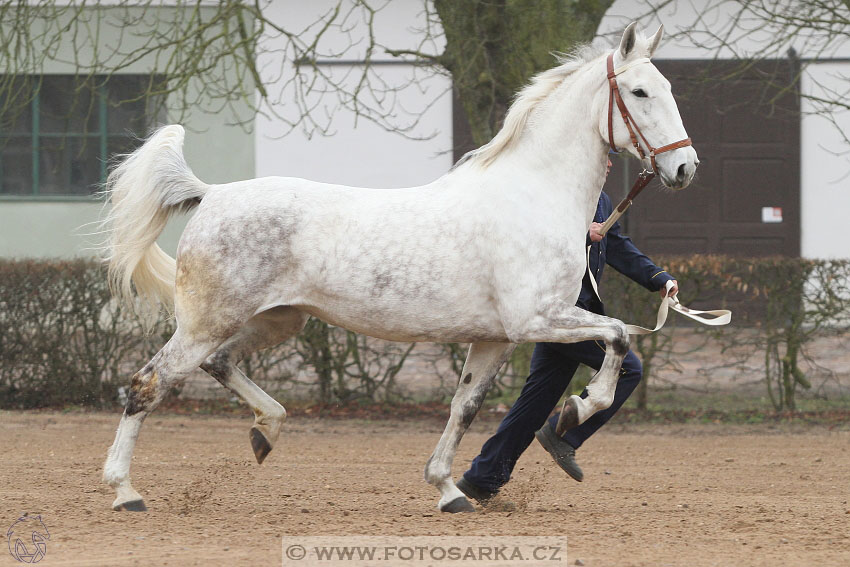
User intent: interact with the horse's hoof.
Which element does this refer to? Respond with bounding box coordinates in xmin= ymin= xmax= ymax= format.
xmin=440 ymin=496 xmax=476 ymax=514
xmin=113 ymin=499 xmax=147 ymax=512
xmin=250 ymin=426 xmax=273 ymax=464
xmin=554 ymin=396 xmax=580 ymax=436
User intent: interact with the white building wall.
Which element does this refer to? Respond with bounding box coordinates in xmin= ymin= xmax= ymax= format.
xmin=599 ymin=1 xmax=850 ymax=259
xmin=800 ymin=65 xmax=850 ymax=259
xmin=255 ymin=1 xmax=453 ymax=188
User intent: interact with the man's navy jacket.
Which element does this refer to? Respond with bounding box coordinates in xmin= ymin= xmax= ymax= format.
xmin=578 ymin=191 xmax=675 ymax=315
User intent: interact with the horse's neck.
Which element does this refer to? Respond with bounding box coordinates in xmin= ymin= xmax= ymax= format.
xmin=504 ymin=62 xmax=609 ymax=222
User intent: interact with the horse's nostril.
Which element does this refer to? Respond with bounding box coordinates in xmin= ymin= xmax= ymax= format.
xmin=677 ymin=163 xmax=686 ymax=180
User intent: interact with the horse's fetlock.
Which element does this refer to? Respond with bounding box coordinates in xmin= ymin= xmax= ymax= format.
xmin=254 ymin=405 xmax=286 ymax=426
xmin=424 ymin=456 xmax=448 ymax=486
xmin=102 ymin=466 xmax=122 ymax=487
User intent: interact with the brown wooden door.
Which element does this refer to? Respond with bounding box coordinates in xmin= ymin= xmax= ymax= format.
xmin=606 ymin=59 xmax=801 ymax=257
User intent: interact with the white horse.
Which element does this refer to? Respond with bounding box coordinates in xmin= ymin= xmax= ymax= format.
xmin=102 ymin=23 xmax=697 ymax=513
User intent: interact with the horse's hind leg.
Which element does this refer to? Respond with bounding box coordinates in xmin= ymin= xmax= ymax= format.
xmin=103 ymin=328 xmax=224 ymax=511
xmin=425 ymin=342 xmax=516 ymax=513
xmin=200 ymin=306 xmax=308 ymax=464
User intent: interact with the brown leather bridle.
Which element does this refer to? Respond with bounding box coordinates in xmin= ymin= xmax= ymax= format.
xmin=599 ymin=52 xmax=693 ymax=231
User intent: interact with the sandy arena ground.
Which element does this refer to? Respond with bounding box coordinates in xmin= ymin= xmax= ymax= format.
xmin=1 ymin=411 xmax=848 ymax=566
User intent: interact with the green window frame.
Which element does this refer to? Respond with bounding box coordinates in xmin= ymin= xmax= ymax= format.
xmin=0 ymin=75 xmax=161 ymax=199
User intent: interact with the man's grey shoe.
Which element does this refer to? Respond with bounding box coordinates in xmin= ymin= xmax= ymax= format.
xmin=456 ymin=476 xmax=516 ymax=511
xmin=534 ymin=422 xmax=584 ymax=482
xmin=456 ymin=476 xmax=497 ymax=505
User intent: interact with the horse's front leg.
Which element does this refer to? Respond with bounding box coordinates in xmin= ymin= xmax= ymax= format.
xmin=425 ymin=342 xmax=516 ymax=513
xmin=511 ymin=304 xmax=630 ymax=434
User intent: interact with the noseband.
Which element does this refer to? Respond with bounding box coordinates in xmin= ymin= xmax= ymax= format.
xmin=598 ymin=52 xmax=693 ymax=236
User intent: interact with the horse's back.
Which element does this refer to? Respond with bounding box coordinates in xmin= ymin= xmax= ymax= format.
xmin=172 ymin=175 xmax=504 ymax=340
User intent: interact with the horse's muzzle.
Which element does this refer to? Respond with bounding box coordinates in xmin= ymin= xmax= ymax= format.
xmin=660 ymin=149 xmax=699 ymax=191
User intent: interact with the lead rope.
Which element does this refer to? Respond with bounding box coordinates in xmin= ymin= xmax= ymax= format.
xmin=586 ymin=246 xmax=731 ymax=335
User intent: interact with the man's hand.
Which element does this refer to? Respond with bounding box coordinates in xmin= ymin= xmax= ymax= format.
xmin=661 ymin=280 xmax=679 ymax=299
xmin=588 ymin=222 xmax=604 ymax=243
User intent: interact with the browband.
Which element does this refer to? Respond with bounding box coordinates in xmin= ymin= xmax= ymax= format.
xmin=611 ymin=57 xmax=651 ymax=76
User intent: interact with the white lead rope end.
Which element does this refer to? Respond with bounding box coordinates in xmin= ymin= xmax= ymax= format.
xmin=627 ymin=280 xmax=732 ymax=335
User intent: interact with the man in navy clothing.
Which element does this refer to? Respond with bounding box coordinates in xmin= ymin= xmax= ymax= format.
xmin=457 ymin=157 xmax=678 ymax=503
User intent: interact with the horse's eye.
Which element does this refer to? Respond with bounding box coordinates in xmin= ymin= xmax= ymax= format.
xmin=632 ymin=89 xmax=648 ymax=98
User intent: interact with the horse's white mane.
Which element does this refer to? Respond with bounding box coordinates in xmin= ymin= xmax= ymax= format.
xmin=454 ymin=45 xmax=606 ymax=170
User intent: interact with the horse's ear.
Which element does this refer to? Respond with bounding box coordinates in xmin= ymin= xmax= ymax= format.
xmin=648 ymin=24 xmax=664 ymax=58
xmin=619 ymin=22 xmax=639 ymax=58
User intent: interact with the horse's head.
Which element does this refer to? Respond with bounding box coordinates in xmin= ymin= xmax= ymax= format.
xmin=602 ymin=23 xmax=699 ymax=191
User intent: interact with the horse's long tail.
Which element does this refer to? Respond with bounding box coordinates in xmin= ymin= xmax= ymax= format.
xmin=100 ymin=124 xmax=207 ymax=325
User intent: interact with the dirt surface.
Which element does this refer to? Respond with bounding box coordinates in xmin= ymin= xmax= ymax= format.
xmin=1 ymin=411 xmax=848 ymax=566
